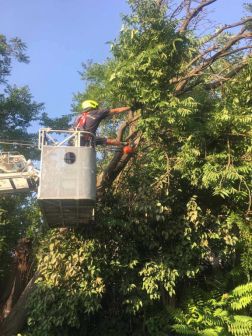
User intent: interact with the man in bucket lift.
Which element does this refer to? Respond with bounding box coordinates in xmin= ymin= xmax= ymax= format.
xmin=72 ymin=100 xmax=138 ymax=147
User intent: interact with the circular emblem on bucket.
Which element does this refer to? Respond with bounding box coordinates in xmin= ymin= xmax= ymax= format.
xmin=64 ymin=152 xmax=76 ymax=164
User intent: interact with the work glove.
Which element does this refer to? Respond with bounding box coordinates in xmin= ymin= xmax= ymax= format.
xmin=131 ymin=102 xmax=143 ymax=112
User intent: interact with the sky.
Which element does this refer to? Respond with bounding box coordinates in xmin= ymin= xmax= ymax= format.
xmin=0 ymin=0 xmax=247 ymax=130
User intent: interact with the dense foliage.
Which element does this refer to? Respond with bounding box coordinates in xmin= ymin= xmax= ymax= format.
xmin=1 ymin=1 xmax=252 ymax=335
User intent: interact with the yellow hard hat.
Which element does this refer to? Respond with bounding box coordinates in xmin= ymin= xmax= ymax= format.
xmin=81 ymin=100 xmax=99 ymax=110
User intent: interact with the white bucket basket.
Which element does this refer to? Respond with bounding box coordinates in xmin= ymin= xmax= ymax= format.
xmin=37 ymin=129 xmax=96 ymax=228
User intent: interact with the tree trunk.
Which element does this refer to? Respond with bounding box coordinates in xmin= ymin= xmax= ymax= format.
xmin=0 ymin=238 xmax=32 ymax=322
xmin=97 ymin=148 xmax=135 ymax=194
xmin=0 ymin=271 xmax=41 ymax=336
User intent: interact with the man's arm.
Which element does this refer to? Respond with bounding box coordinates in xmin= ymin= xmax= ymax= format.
xmin=108 ymin=107 xmax=131 ymax=116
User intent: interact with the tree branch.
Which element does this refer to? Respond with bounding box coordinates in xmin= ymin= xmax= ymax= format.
xmin=202 ymin=16 xmax=252 ymax=46
xmin=97 ymin=115 xmax=142 ymax=194
xmin=175 ymin=59 xmax=249 ymax=95
xmin=192 ymin=31 xmax=251 ymax=76
xmin=182 ymin=45 xmax=219 ymax=73
xmin=203 ymin=61 xmax=248 ymax=90
xmin=96 ymin=148 xmax=124 ymax=194
xmin=179 ymin=0 xmax=217 ymax=33
xmin=0 ymin=238 xmax=32 ymax=322
xmin=220 ymin=45 xmax=252 ymax=58
xmin=96 ymin=147 xmax=136 ymax=194
xmin=169 ymin=0 xmax=187 ymax=22
xmin=173 ymin=31 xmax=252 ymax=94
xmin=0 ymin=271 xmax=42 ymax=336
xmin=117 ymin=114 xmax=141 ymax=141
xmin=170 ymin=16 xmax=252 ymax=93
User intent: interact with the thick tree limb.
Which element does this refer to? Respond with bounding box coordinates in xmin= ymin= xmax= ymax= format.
xmin=206 ymin=31 xmax=252 ymax=60
xmin=97 ymin=150 xmax=135 ymax=194
xmin=126 ymin=130 xmax=141 ymax=143
xmin=0 ymin=238 xmax=32 ymax=322
xmin=97 ymin=147 xmax=124 ymax=193
xmin=97 ymin=115 xmax=141 ymax=194
xmin=0 ymin=271 xmax=41 ymax=336
xmin=179 ymin=0 xmax=217 ymax=33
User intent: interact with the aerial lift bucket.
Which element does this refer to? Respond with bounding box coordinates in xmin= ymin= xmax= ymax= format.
xmin=0 ymin=152 xmax=38 ymax=194
xmin=37 ymin=129 xmax=96 ymax=229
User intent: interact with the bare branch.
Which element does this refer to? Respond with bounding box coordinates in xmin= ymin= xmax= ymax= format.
xmin=202 ymin=30 xmax=252 ymax=62
xmin=172 ymin=31 xmax=252 ymax=94
xmin=180 ymin=0 xmax=217 ymax=33
xmin=169 ymin=0 xmax=187 ymax=22
xmin=203 ymin=61 xmax=248 ymax=90
xmin=202 ymin=17 xmax=252 ymax=46
xmin=220 ymin=46 xmax=252 ymax=58
xmin=175 ymin=59 xmax=249 ymax=96
xmin=186 ymin=0 xmax=193 ymax=17
xmin=183 ymin=45 xmax=219 ymax=72
xmin=173 ymin=16 xmax=252 ymax=90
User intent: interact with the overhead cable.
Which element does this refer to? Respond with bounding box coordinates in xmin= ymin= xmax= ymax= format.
xmin=0 ymin=141 xmax=38 ymax=147
xmin=0 ymin=138 xmax=35 ymax=143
